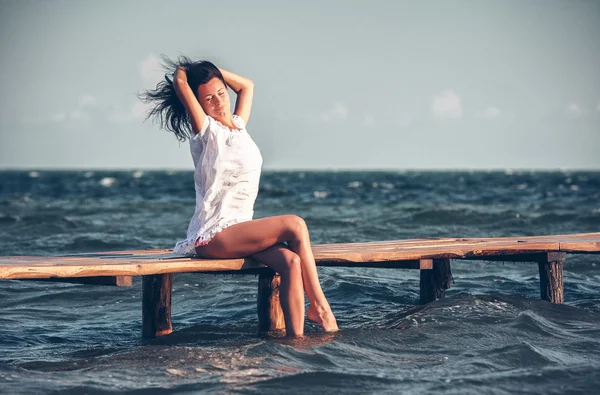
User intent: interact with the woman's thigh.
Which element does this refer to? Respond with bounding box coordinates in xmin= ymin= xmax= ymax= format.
xmin=195 ymin=215 xmax=300 ymax=259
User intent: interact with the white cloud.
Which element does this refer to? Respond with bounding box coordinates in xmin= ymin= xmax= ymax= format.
xmin=49 ymin=112 xmax=67 ymax=122
xmin=107 ymin=106 xmax=131 ymax=123
xmin=140 ymin=53 xmax=164 ymax=87
xmin=362 ymin=113 xmax=375 ymax=127
xmin=69 ymin=109 xmax=89 ymax=121
xmin=320 ymin=102 xmax=349 ymax=122
xmin=432 ymin=90 xmax=462 ymax=120
xmin=23 ymin=94 xmax=98 ymax=125
xmin=79 ymin=94 xmax=98 ymax=108
xmin=108 ymin=102 xmax=152 ymax=123
xmin=22 ymin=93 xmax=148 ymax=126
xmin=476 ymin=106 xmax=502 ymax=119
xmin=567 ymin=103 xmax=583 ymax=118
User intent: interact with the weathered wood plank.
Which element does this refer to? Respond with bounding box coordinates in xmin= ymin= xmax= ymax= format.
xmin=457 ymin=251 xmax=567 ymax=263
xmin=1 ymin=233 xmax=598 ymax=280
xmin=23 ymin=276 xmax=133 ymax=287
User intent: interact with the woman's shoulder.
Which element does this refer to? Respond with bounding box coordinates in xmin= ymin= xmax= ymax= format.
xmin=191 ymin=116 xmax=215 ymax=143
xmin=191 ymin=114 xmax=247 ymax=143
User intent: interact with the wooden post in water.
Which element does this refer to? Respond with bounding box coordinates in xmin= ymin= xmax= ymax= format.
xmin=257 ymin=270 xmax=285 ymax=332
xmin=142 ymin=274 xmax=173 ymax=338
xmin=420 ymin=258 xmax=453 ymax=304
xmin=538 ymin=252 xmax=566 ymax=304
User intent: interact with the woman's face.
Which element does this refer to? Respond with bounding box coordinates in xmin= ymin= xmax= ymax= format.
xmin=197 ymin=77 xmax=231 ymax=119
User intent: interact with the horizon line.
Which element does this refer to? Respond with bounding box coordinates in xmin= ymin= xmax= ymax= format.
xmin=1 ymin=166 xmax=599 ymax=172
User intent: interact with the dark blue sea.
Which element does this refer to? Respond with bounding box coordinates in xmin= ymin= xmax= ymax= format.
xmin=1 ymin=170 xmax=599 ymax=394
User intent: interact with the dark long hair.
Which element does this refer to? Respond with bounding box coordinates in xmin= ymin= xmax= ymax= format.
xmin=138 ymin=55 xmax=225 ymax=141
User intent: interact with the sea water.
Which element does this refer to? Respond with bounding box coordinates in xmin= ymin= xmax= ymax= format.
xmin=0 ymin=170 xmax=599 ymax=394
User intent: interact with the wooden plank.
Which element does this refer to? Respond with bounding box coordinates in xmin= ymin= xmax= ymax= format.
xmin=23 ymin=276 xmax=133 ymax=286
xmin=558 ymin=240 xmax=600 ymax=253
xmin=313 ymin=240 xmax=562 ymax=261
xmin=456 ymin=251 xmax=567 ymax=263
xmin=316 ymin=259 xmax=424 ymax=269
xmin=1 ymin=233 xmax=599 ymax=280
xmin=20 ymin=232 xmax=597 ymax=256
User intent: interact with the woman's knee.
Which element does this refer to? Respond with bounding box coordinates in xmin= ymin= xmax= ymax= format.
xmin=280 ymin=251 xmax=302 ymax=277
xmin=282 ymin=215 xmax=308 ymax=239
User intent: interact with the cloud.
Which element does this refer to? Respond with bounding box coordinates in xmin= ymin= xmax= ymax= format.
xmin=22 ymin=94 xmax=98 ymax=125
xmin=432 ymin=90 xmax=462 ymax=120
xmin=362 ymin=113 xmax=375 ymax=127
xmin=108 ymin=101 xmax=152 ymax=123
xmin=49 ymin=112 xmax=67 ymax=122
xmin=597 ymin=101 xmax=600 ymax=112
xmin=69 ymin=109 xmax=89 ymax=121
xmin=476 ymin=106 xmax=502 ymax=119
xmin=320 ymin=102 xmax=349 ymax=122
xmin=20 ymin=93 xmax=150 ymax=126
xmin=140 ymin=53 xmax=165 ymax=88
xmin=79 ymin=94 xmax=98 ymax=108
xmin=566 ymin=103 xmax=583 ymax=118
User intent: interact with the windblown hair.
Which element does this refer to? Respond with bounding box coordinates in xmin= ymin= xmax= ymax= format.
xmin=138 ymin=55 xmax=225 ymax=141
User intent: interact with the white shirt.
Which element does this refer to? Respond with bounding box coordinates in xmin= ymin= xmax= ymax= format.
xmin=173 ymin=114 xmax=263 ymax=255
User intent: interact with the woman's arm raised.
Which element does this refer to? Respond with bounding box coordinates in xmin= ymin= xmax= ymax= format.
xmin=173 ymin=67 xmax=206 ymax=136
xmin=219 ymin=68 xmax=254 ymax=125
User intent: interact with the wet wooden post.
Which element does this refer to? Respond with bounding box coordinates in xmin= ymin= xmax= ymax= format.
xmin=538 ymin=252 xmax=566 ymax=304
xmin=257 ymin=269 xmax=285 ymax=332
xmin=142 ymin=273 xmax=173 ymax=338
xmin=420 ymin=258 xmax=453 ymax=304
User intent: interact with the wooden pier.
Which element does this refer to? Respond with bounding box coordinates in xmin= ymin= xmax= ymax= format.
xmin=1 ymin=232 xmax=599 ymax=337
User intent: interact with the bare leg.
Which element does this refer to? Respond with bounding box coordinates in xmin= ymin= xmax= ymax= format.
xmin=196 ymin=215 xmax=338 ymax=332
xmin=287 ymin=222 xmax=338 ymax=332
xmin=251 ymin=243 xmax=304 ymax=337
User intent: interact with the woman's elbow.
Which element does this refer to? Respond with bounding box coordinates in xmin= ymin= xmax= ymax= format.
xmin=243 ymin=79 xmax=254 ymax=91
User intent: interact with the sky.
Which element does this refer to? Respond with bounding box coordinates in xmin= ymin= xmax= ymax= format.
xmin=0 ymin=0 xmax=599 ymax=170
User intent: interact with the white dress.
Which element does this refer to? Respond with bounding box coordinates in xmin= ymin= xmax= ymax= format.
xmin=173 ymin=114 xmax=263 ymax=255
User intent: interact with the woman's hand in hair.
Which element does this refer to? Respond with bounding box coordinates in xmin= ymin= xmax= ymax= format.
xmin=174 ymin=66 xmax=188 ymax=85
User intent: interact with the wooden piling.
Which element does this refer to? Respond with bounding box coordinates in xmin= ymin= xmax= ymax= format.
xmin=142 ymin=274 xmax=173 ymax=338
xmin=538 ymin=252 xmax=566 ymax=304
xmin=420 ymin=258 xmax=453 ymax=304
xmin=257 ymin=270 xmax=285 ymax=332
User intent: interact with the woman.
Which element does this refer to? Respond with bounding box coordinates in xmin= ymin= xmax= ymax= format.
xmin=140 ymin=56 xmax=337 ymax=337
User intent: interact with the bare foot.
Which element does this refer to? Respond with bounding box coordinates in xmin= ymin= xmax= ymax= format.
xmin=307 ymin=305 xmax=338 ymax=332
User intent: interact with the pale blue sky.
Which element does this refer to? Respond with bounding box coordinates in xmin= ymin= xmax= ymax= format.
xmin=1 ymin=0 xmax=599 ymax=170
